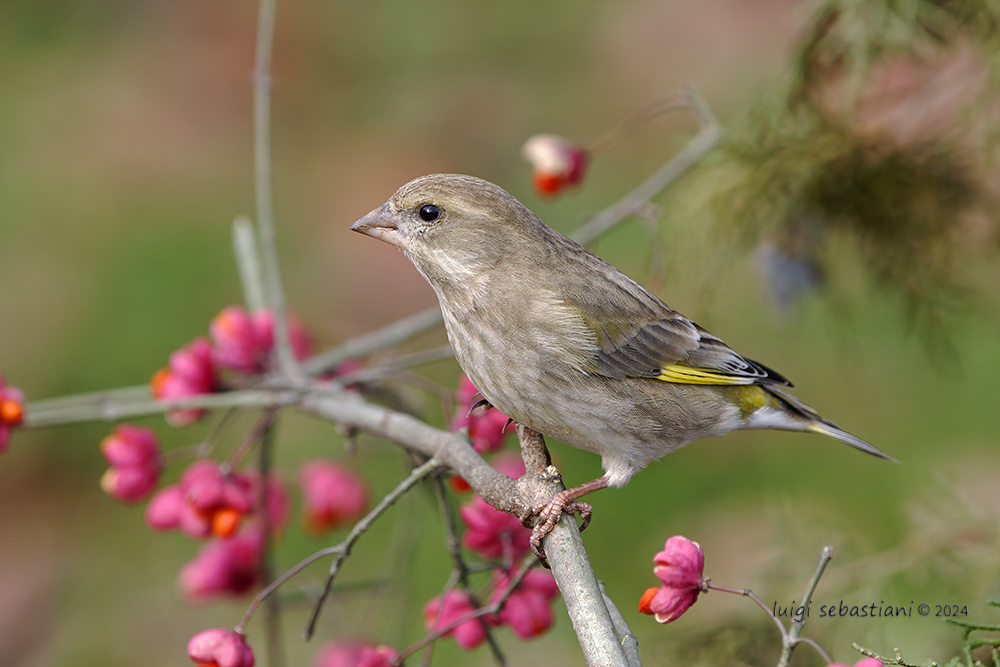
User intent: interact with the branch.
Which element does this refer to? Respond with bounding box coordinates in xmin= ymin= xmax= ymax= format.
xmin=570 ymin=86 xmax=721 ymax=246
xmin=777 ymin=545 xmax=834 ymax=667
xmin=302 ymin=307 xmax=445 ymax=376
xmin=513 ymin=428 xmax=629 ymax=667
xmin=237 ymin=457 xmax=440 ymax=636
xmin=24 ymin=386 xmax=301 ymax=427
xmin=233 ymin=215 xmax=268 ymax=312
xmin=252 ymin=0 xmax=305 ymax=385
xmin=431 ymin=475 xmax=505 ymax=665
xmin=302 ymin=457 xmax=442 ymax=640
xmin=598 ymin=581 xmax=641 ymax=667
xmin=299 ymin=391 xmax=525 ymax=516
xmin=395 ymin=556 xmax=538 ymax=662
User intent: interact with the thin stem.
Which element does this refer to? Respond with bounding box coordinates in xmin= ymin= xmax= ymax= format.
xmin=947 ymin=618 xmax=1000 ymax=632
xmin=396 ymin=555 xmax=537 ymax=663
xmin=238 ymin=546 xmax=344 ymax=634
xmin=431 ymin=475 xmax=506 ymax=666
xmin=228 ymin=407 xmax=281 ymax=470
xmin=707 ymin=583 xmax=788 ymax=642
xmin=233 ymin=215 xmax=268 ymax=312
xmin=259 ymin=421 xmax=285 ymax=667
xmin=586 ymin=94 xmax=690 ymax=156
xmin=238 ymin=458 xmax=439 ymax=635
xmin=25 ymin=387 xmax=306 ymax=427
xmin=302 ymin=458 xmax=441 ymax=640
xmin=598 ymin=581 xmax=641 ymax=667
xmin=334 ymin=345 xmax=455 ymax=386
xmin=198 ymin=408 xmax=242 ymax=458
xmin=777 ymin=545 xmax=834 ymax=667
xmin=796 ymin=637 xmax=833 ymax=664
xmin=253 ymin=0 xmax=305 ymax=384
xmin=301 ymin=307 xmax=445 ymax=377
xmin=572 ymin=86 xmax=721 ymax=247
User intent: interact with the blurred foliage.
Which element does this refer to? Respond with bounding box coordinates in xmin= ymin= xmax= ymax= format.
xmin=708 ymin=0 xmax=1000 ymax=342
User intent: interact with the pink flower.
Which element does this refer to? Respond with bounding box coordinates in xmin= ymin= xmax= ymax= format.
xmin=0 ymin=375 xmax=25 ymax=454
xmin=101 ymin=466 xmax=160 ymax=503
xmin=250 ymin=309 xmax=311 ymax=365
xmin=451 ymin=376 xmax=511 ymax=454
xmin=829 ymin=660 xmax=884 ymax=667
xmin=179 ymin=524 xmax=264 ymax=602
xmin=145 ymin=460 xmax=254 ymax=539
xmin=459 ymin=496 xmax=530 ymax=562
xmin=99 ymin=424 xmax=162 ymax=503
xmin=187 ymin=628 xmax=255 ymax=667
xmin=210 ymin=306 xmax=261 ymax=373
xmin=521 ymin=134 xmax=588 ymax=197
xmin=423 ymin=590 xmax=486 ymax=649
xmin=639 ymin=536 xmax=705 ymax=624
xmin=492 ymin=568 xmax=559 ymax=639
xmin=151 ymin=337 xmax=217 ymax=426
xmin=314 ymin=641 xmax=399 ymax=667
xmin=210 ymin=306 xmax=311 ymax=374
xmin=100 ymin=424 xmax=160 ymax=467
xmin=247 ymin=471 xmax=291 ymax=535
xmin=298 ymin=460 xmax=368 ymax=534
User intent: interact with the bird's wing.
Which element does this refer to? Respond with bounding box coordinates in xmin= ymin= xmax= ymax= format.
xmin=557 ymin=280 xmax=791 ymax=387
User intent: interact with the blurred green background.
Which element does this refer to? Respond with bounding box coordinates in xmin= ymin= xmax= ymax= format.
xmin=1 ymin=1 xmax=999 ymax=666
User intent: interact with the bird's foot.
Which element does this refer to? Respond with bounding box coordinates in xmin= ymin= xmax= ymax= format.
xmin=529 ymin=490 xmax=594 ymax=560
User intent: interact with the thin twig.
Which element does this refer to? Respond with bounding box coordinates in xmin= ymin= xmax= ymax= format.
xmin=237 ymin=458 xmax=440 ymax=635
xmin=946 ymin=618 xmax=1000 ymax=632
xmin=302 ymin=458 xmax=442 ymax=640
xmin=25 ymin=387 xmax=302 ymax=427
xmin=158 ymin=408 xmax=242 ymax=465
xmin=334 ymin=345 xmax=455 ymax=386
xmin=396 ymin=555 xmax=537 ymax=663
xmin=777 ymin=545 xmax=834 ymax=667
xmin=586 ymin=93 xmax=690 ymax=156
xmin=252 ymin=0 xmax=305 ymax=385
xmin=851 ymin=643 xmax=925 ymax=667
xmin=707 ymin=583 xmax=788 ymax=642
xmin=259 ymin=420 xmax=285 ymax=667
xmin=229 ymin=407 xmax=281 ymax=470
xmin=795 ymin=637 xmax=833 ymax=664
xmin=302 ymin=308 xmax=445 ymax=377
xmin=233 ymin=215 xmax=268 ymax=312
xmin=431 ymin=475 xmax=506 ymax=666
xmin=598 ymin=581 xmax=641 ymax=667
xmin=520 ymin=433 xmax=628 ymax=667
xmin=572 ymin=86 xmax=721 ymax=247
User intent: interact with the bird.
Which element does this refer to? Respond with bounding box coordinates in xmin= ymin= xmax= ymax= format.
xmin=351 ymin=173 xmax=894 ymax=554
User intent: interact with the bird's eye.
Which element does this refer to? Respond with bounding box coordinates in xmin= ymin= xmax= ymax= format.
xmin=418 ymin=204 xmax=442 ymax=222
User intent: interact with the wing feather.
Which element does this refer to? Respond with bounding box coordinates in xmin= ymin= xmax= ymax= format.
xmin=555 ymin=269 xmax=790 ymax=387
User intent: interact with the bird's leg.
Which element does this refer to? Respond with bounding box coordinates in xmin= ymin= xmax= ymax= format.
xmin=529 ymin=477 xmax=609 ymax=559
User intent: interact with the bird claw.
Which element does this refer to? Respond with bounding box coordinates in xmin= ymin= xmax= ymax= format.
xmin=467 ymin=396 xmax=493 ymax=417
xmin=529 ymin=490 xmax=594 ymax=562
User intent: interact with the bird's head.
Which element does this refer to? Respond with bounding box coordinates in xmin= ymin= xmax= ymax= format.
xmin=351 ymin=174 xmax=547 ymax=287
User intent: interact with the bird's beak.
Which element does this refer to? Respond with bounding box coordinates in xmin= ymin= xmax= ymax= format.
xmin=350 ymin=204 xmax=405 ymax=250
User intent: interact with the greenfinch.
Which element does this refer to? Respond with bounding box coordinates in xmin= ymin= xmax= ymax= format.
xmin=352 ymin=174 xmax=893 ymax=549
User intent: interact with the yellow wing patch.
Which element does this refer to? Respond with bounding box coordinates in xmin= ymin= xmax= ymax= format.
xmin=657 ymin=364 xmax=757 ymax=386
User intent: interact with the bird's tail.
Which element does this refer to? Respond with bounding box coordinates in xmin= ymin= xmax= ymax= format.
xmin=764 ymin=386 xmax=898 ymax=463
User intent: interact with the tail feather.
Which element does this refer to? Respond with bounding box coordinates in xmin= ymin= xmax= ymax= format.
xmin=764 ymin=386 xmax=897 ymax=463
